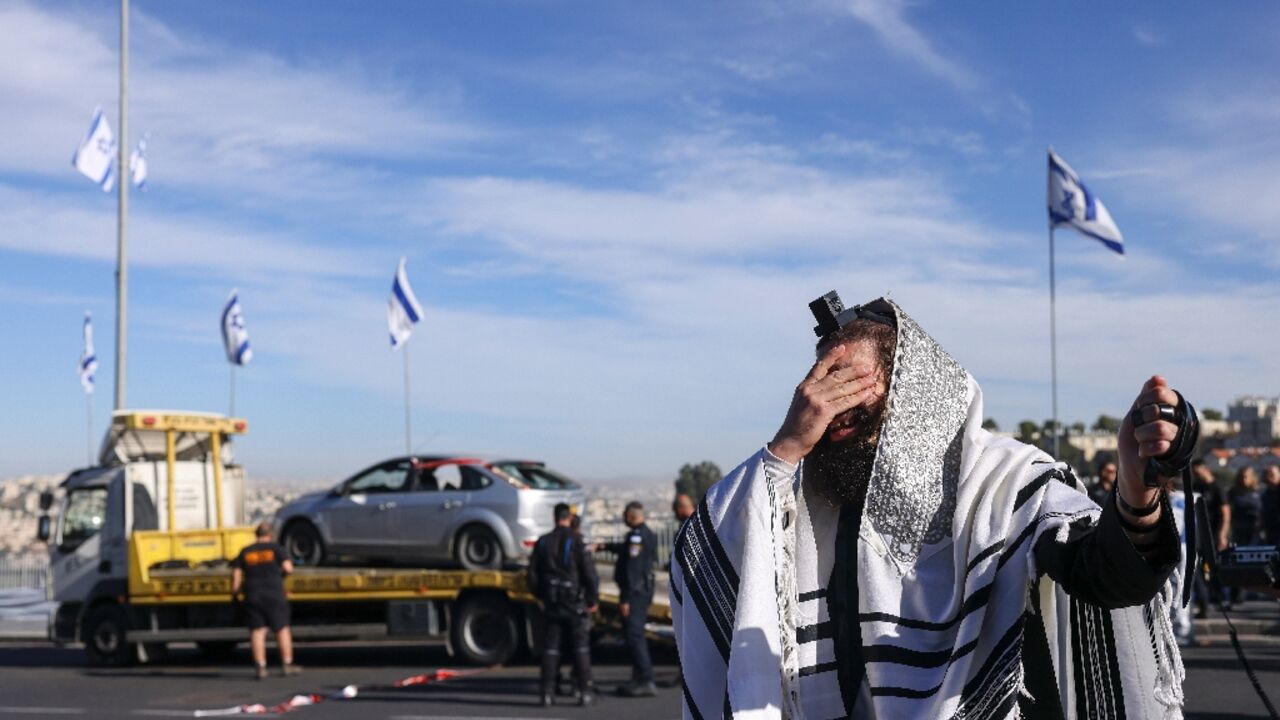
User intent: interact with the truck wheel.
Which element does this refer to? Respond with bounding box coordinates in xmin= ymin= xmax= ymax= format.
xmin=282 ymin=521 xmax=326 ymax=566
xmin=450 ymin=594 xmax=518 ymax=665
xmin=196 ymin=640 xmax=238 ymax=661
xmin=455 ymin=525 xmax=503 ymax=570
xmin=83 ymin=605 xmax=134 ymax=667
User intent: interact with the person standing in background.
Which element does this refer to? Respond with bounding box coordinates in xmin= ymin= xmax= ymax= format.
xmin=529 ymin=503 xmax=598 ymax=707
xmin=231 ymin=522 xmax=300 ymax=679
xmin=672 ymin=493 xmax=696 ymax=524
xmin=602 ymin=501 xmax=657 ymax=698
xmin=1089 ymin=460 xmax=1117 ymax=508
xmin=1261 ymin=465 xmax=1280 ymax=544
xmin=1191 ymin=459 xmax=1231 ymax=614
xmin=1226 ymin=466 xmax=1263 ymax=605
xmin=1229 ymin=466 xmax=1263 ymax=547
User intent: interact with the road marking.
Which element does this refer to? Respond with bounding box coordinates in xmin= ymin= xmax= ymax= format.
xmin=0 ymin=709 xmax=85 ymax=716
xmin=130 ymin=712 xmax=197 ymax=718
xmin=390 ymin=716 xmax=570 ymax=720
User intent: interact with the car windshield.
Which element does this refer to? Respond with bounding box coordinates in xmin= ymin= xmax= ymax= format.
xmin=490 ymin=463 xmax=579 ymax=490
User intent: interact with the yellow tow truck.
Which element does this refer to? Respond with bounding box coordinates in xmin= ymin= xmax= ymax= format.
xmin=38 ymin=411 xmax=667 ymax=666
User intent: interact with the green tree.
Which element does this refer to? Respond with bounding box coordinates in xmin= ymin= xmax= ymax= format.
xmin=982 ymin=418 xmax=1000 ymax=431
xmin=1092 ymin=414 xmax=1122 ymax=433
xmin=1069 ymin=422 xmax=1086 ymax=435
xmin=1017 ymin=420 xmax=1039 ymax=444
xmin=675 ymin=461 xmax=723 ymax=502
xmin=1202 ymin=408 xmax=1223 ymax=421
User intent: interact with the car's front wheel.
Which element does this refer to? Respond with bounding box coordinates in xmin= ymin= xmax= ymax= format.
xmin=281 ymin=521 xmax=326 ymax=566
xmin=455 ymin=524 xmax=503 ymax=570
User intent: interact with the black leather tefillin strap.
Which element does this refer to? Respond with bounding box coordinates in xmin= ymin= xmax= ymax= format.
xmin=1130 ymin=391 xmax=1200 ymax=607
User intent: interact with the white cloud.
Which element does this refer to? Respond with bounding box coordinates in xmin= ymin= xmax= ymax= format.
xmin=0 ymin=184 xmax=379 ymax=280
xmin=0 ymin=3 xmax=490 ymax=205
xmin=1132 ymin=25 xmax=1163 ymax=47
xmin=840 ymin=0 xmax=979 ymax=93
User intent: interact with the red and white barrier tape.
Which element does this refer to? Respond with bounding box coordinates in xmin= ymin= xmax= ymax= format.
xmin=193 ymin=668 xmax=484 ymax=716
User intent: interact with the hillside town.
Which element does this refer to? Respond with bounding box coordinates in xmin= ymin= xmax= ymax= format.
xmin=6 ymin=394 xmax=1280 ymax=564
xmin=0 ymin=472 xmax=681 ymax=569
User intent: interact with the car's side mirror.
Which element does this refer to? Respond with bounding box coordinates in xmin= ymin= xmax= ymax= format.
xmin=36 ymin=515 xmax=51 ymax=543
xmin=39 ymin=491 xmax=55 ymax=511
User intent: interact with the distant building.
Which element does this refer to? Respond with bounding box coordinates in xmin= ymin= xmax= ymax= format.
xmin=1226 ymin=396 xmax=1280 ymax=449
xmin=1065 ymin=431 xmax=1117 ymax=465
xmin=1203 ymin=447 xmax=1280 ymax=476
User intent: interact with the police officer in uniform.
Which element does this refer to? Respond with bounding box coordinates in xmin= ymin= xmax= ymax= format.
xmin=529 ymin=503 xmax=598 ymax=707
xmin=605 ymin=501 xmax=657 ymax=697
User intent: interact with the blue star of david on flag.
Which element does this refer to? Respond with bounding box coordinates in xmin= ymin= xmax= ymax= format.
xmin=1047 ymin=149 xmax=1124 ymax=255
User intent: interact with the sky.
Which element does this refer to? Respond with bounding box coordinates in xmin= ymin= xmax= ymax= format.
xmin=1 ymin=1 xmax=1278 ymax=485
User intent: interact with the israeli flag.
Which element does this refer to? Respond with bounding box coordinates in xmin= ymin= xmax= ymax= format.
xmin=130 ymin=137 xmax=148 ymax=190
xmin=79 ymin=313 xmax=98 ymax=394
xmin=1048 ymin=148 xmax=1124 ymax=254
xmin=221 ymin=289 xmax=253 ymax=366
xmin=72 ymin=107 xmax=117 ymax=192
xmin=387 ymin=257 xmax=423 ymax=348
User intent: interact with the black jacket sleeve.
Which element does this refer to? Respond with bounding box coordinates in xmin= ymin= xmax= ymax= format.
xmin=1033 ymin=490 xmax=1180 ymax=609
xmin=527 ymin=537 xmax=543 ymax=600
xmin=576 ymin=537 xmax=599 ymax=606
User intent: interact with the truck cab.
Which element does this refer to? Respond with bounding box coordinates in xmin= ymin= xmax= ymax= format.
xmin=40 ymin=410 xmax=249 ymax=664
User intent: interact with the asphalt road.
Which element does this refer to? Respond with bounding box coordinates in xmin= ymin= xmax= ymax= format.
xmin=0 ymin=640 xmax=682 ymax=719
xmin=0 ymin=638 xmax=1276 ymax=718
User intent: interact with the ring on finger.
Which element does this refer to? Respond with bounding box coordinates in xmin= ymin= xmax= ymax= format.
xmin=1130 ymin=403 xmax=1177 ymax=427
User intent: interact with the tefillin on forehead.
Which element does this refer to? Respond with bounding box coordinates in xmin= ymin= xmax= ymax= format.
xmin=808 ymin=291 xmax=895 ymax=344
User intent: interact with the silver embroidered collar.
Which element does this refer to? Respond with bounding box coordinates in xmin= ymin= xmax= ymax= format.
xmin=862 ymin=299 xmax=969 ymax=566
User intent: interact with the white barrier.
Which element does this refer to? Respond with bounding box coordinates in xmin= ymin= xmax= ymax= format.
xmin=0 ymin=557 xmax=48 ymax=590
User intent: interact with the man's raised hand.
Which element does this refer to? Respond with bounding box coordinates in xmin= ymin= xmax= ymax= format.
xmin=768 ymin=343 xmax=879 ymax=465
xmin=1116 ymin=375 xmax=1181 ymax=518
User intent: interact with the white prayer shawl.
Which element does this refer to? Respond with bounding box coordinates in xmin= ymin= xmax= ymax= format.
xmin=671 ymin=299 xmax=1184 ymax=720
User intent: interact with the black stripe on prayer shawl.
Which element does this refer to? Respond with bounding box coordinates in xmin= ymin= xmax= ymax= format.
xmin=997 ymin=511 xmax=1081 ymax=570
xmin=1015 ymin=466 xmax=1079 ymax=511
xmin=859 ymin=583 xmax=994 ymax=631
xmin=670 ymin=579 xmax=683 ymax=605
xmin=967 ymin=538 xmax=1006 ymax=572
xmin=862 ymin=636 xmax=980 ymax=668
xmin=799 ymin=589 xmax=827 ymax=602
xmin=674 ymin=503 xmax=739 ymax=661
xmin=949 ymin=616 xmax=1026 ymax=718
xmin=864 ymin=620 xmax=1022 ymax=699
xmin=855 ymin=510 xmax=1079 ymax=633
xmin=1070 ymin=597 xmax=1127 ymax=720
xmin=799 ymin=660 xmax=839 ymax=677
xmin=681 ymin=678 xmax=706 ymax=720
xmin=796 ymin=620 xmax=834 ymax=644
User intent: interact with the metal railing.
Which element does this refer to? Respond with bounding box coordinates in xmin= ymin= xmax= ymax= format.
xmin=0 ymin=557 xmax=50 ymax=590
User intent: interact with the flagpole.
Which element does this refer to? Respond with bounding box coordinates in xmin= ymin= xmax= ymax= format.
xmin=113 ymin=0 xmax=129 ymax=411
xmin=1049 ymin=226 xmax=1059 ymax=458
xmin=86 ymin=392 xmax=94 ymax=466
xmin=403 ymin=343 xmax=412 ymax=455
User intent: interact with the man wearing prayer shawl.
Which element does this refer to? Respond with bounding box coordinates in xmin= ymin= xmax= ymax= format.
xmin=672 ymin=297 xmax=1187 ymax=720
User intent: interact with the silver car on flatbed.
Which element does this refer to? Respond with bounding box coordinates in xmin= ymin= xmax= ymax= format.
xmin=274 ymin=455 xmax=588 ymax=570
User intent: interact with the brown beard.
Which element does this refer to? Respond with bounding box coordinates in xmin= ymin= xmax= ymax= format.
xmin=806 ymin=406 xmax=884 ymax=509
